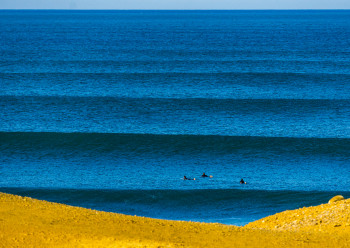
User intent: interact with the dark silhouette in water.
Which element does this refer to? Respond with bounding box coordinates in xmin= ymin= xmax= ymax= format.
xmin=184 ymin=176 xmax=195 ymax=180
xmin=201 ymin=173 xmax=209 ymax=178
xmin=240 ymin=178 xmax=246 ymax=184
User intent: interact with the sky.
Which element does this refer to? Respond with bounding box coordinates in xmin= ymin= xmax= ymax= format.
xmin=1 ymin=0 xmax=350 ymax=9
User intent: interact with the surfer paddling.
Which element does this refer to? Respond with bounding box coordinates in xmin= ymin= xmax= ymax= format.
xmin=201 ymin=173 xmax=213 ymax=178
xmin=240 ymin=178 xmax=247 ymax=184
xmin=184 ymin=176 xmax=195 ymax=180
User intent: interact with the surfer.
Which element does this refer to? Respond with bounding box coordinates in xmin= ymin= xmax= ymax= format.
xmin=201 ymin=173 xmax=209 ymax=178
xmin=240 ymin=178 xmax=246 ymax=184
xmin=184 ymin=176 xmax=195 ymax=180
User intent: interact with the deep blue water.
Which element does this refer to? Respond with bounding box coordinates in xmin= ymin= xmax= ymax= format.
xmin=1 ymin=10 xmax=350 ymax=225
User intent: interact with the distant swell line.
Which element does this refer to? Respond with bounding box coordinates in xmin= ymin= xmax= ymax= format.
xmin=2 ymin=131 xmax=350 ymax=140
xmin=2 ymin=72 xmax=350 ymax=76
xmin=1 ymin=132 xmax=349 ymax=155
xmin=1 ymin=95 xmax=350 ymax=102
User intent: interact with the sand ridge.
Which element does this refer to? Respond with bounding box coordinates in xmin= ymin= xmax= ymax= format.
xmin=1 ymin=192 xmax=350 ymax=247
xmin=246 ymin=195 xmax=350 ymax=232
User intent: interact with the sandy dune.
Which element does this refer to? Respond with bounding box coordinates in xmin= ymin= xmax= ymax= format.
xmin=1 ymin=193 xmax=350 ymax=247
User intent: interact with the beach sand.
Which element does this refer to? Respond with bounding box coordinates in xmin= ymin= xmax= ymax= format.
xmin=1 ymin=192 xmax=350 ymax=247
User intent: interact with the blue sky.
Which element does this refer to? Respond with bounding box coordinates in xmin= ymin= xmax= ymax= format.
xmin=1 ymin=0 xmax=350 ymax=9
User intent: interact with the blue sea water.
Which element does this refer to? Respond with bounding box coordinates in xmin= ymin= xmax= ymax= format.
xmin=1 ymin=10 xmax=350 ymax=226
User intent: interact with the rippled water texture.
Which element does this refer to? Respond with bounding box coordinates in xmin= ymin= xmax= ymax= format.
xmin=1 ymin=10 xmax=350 ymax=225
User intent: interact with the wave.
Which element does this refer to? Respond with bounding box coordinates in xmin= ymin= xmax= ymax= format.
xmin=2 ymin=95 xmax=350 ymax=103
xmin=2 ymin=71 xmax=350 ymax=77
xmin=2 ymin=50 xmax=350 ymax=64
xmin=2 ymin=187 xmax=343 ymax=208
xmin=1 ymin=187 xmax=348 ymax=225
xmin=1 ymin=132 xmax=349 ymax=156
xmin=2 ymin=72 xmax=350 ymax=100
xmin=2 ymin=58 xmax=347 ymax=64
xmin=1 ymin=96 xmax=349 ymax=137
xmin=1 ymin=56 xmax=350 ymax=75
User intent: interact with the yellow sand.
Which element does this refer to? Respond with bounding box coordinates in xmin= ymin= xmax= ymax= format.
xmin=1 ymin=193 xmax=350 ymax=247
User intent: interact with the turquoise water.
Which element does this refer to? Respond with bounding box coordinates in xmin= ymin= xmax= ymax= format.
xmin=1 ymin=10 xmax=350 ymax=225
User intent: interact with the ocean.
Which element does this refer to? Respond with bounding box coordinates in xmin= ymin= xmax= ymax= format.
xmin=0 ymin=10 xmax=350 ymax=226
